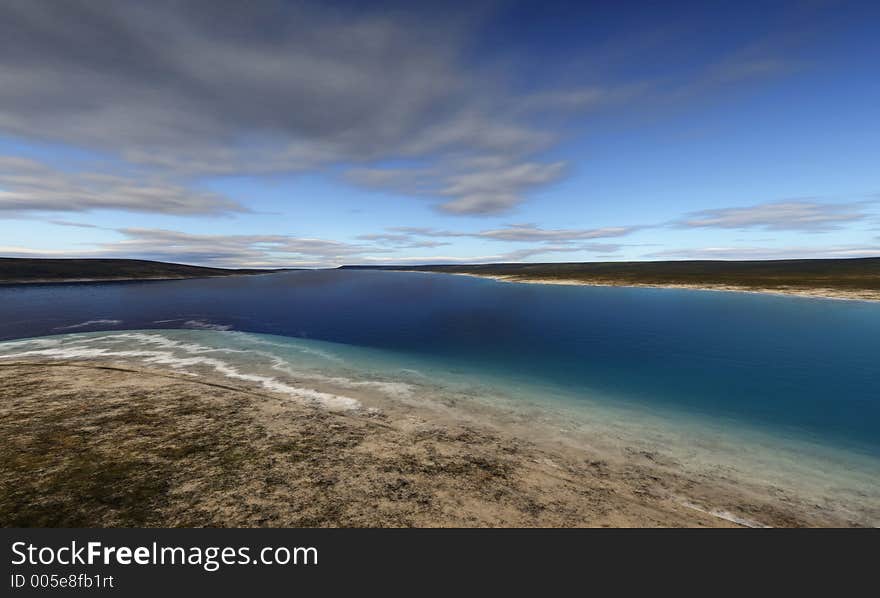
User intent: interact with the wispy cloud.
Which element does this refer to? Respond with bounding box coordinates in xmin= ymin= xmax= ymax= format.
xmin=354 ymin=233 xmax=451 ymax=249
xmin=473 ymin=223 xmax=639 ymax=242
xmin=0 ymin=156 xmax=245 ymax=217
xmin=380 ymin=223 xmax=640 ymax=244
xmin=648 ymin=244 xmax=880 ymax=260
xmin=47 ymin=220 xmax=104 ymax=229
xmin=94 ymin=228 xmax=377 ymax=268
xmin=358 ymin=242 xmax=623 ymax=265
xmin=673 ymin=199 xmax=872 ymax=232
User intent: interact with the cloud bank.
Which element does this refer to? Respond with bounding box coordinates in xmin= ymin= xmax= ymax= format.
xmin=0 ymin=0 xmax=606 ymax=215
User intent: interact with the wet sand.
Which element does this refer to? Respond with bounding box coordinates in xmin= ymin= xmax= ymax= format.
xmin=2 ymin=359 xmax=871 ymax=527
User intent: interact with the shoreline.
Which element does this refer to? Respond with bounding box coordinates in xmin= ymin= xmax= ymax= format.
xmin=3 ymin=350 xmax=876 ymax=527
xmin=399 ymin=270 xmax=880 ymax=302
xmin=0 ymin=271 xmax=283 ymax=286
xmin=4 ymin=267 xmax=878 ymax=302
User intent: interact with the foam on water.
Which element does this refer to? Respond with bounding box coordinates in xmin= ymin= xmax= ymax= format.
xmin=0 ymin=330 xmax=363 ymax=411
xmin=52 ymin=319 xmax=123 ymax=331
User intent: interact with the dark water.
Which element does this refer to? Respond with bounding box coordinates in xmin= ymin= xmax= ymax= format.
xmin=1 ymin=269 xmax=879 ymax=455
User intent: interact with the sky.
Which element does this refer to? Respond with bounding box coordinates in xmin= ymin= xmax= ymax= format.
xmin=1 ymin=0 xmax=878 ymax=268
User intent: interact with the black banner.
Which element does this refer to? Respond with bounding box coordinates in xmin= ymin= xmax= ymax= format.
xmin=1 ymin=528 xmax=875 ymax=595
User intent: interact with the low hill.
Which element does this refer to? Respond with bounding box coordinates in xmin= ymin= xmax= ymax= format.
xmin=0 ymin=258 xmax=288 ymax=284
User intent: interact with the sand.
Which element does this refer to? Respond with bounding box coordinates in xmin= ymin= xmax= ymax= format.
xmin=2 ymin=359 xmax=873 ymax=528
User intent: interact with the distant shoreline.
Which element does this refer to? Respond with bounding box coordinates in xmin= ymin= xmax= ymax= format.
xmin=343 ymin=258 xmax=880 ymax=303
xmin=0 ymin=257 xmax=290 ymax=286
xmin=4 ymin=257 xmax=878 ymax=301
xmin=0 ymin=272 xmax=280 ymax=286
xmin=6 ymin=270 xmax=878 ymax=300
xmin=415 ymin=271 xmax=880 ymax=303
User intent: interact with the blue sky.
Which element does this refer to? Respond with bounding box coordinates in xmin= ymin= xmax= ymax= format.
xmin=0 ymin=0 xmax=878 ymax=267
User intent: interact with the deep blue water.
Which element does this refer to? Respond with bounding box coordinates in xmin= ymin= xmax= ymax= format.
xmin=1 ymin=269 xmax=879 ymax=455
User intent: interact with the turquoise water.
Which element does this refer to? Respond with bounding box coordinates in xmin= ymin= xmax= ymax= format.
xmin=1 ymin=269 xmax=879 ymax=523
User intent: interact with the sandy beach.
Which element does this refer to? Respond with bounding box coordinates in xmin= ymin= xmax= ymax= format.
xmin=2 ymin=357 xmax=874 ymax=528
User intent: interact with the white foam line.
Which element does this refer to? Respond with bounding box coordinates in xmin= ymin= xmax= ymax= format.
xmin=1 ymin=330 xmax=412 ymax=405
xmin=53 ymin=319 xmax=122 ymax=331
xmin=0 ymin=335 xmax=361 ymax=411
xmin=51 ymin=332 xmax=246 ymax=356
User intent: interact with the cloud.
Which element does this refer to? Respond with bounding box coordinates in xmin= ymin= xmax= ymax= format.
xmin=495 ymin=243 xmax=623 ymax=261
xmin=48 ymin=220 xmax=103 ymax=229
xmin=473 ymin=223 xmax=638 ymax=242
xmin=95 ymin=228 xmax=378 ymax=267
xmin=0 ymin=156 xmax=245 ymax=216
xmin=1 ymin=0 xmax=864 ymax=256
xmin=20 ymin=228 xmax=374 ymax=268
xmin=4 ymin=224 xmax=626 ymax=268
xmin=436 ymin=161 xmax=567 ymax=215
xmin=352 ymin=223 xmax=636 ymax=263
xmin=387 ymin=226 xmax=464 ymax=238
xmin=378 ymin=222 xmax=641 ymax=244
xmin=674 ymin=200 xmax=872 ymax=232
xmin=0 ymin=1 xmax=476 ymax=164
xmin=0 ymin=0 xmax=583 ymax=215
xmin=346 ymin=156 xmax=568 ymax=215
xmin=358 ymin=242 xmax=623 ymax=265
xmin=647 ymin=244 xmax=880 ymax=260
xmin=511 ymin=88 xmax=628 ymax=114
xmin=0 ymin=1 xmax=828 ymax=219
xmin=354 ymin=233 xmax=450 ymax=249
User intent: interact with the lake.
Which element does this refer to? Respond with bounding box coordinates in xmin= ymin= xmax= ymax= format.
xmin=1 ymin=269 xmax=879 ymax=517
